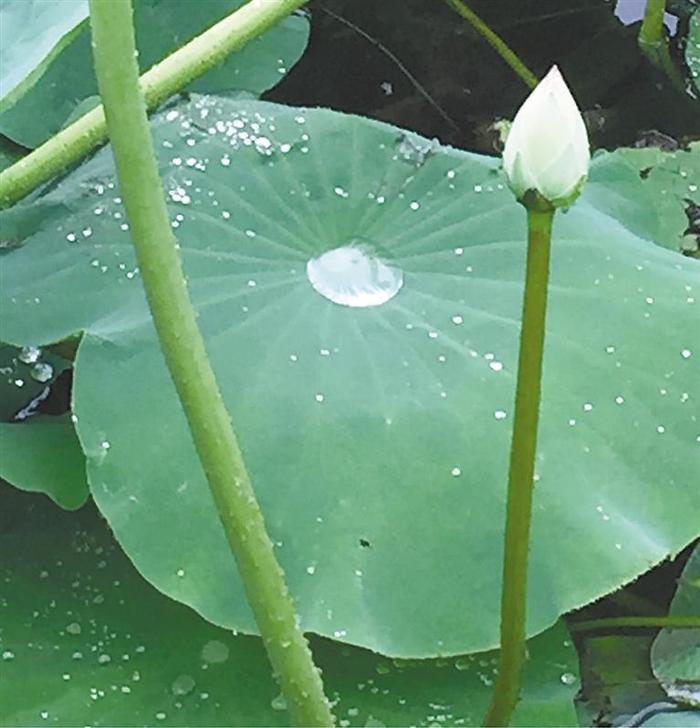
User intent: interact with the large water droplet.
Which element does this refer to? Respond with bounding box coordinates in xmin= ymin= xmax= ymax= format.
xmin=306 ymin=243 xmax=403 ymax=308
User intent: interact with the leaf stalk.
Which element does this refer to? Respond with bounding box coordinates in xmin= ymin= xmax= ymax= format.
xmin=638 ymin=0 xmax=687 ymax=94
xmin=88 ymin=1 xmax=333 ymax=725
xmin=484 ymin=208 xmax=554 ymax=727
xmin=571 ymin=615 xmax=700 ymax=632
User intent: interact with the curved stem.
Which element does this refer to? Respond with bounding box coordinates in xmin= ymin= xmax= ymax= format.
xmin=571 ymin=615 xmax=700 ymax=632
xmin=443 ymin=0 xmax=538 ymax=89
xmin=638 ymin=0 xmax=687 ymax=94
xmin=639 ymin=0 xmax=667 ymax=46
xmin=484 ymin=209 xmax=554 ymax=728
xmin=0 ymin=0 xmax=306 ymax=208
xmin=88 ymin=1 xmax=333 ymax=725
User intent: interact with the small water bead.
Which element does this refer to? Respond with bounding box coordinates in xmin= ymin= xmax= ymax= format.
xmin=656 ymin=425 xmax=666 ymax=434
xmin=201 ymin=640 xmax=229 ymax=664
xmin=306 ymin=244 xmax=403 ymax=308
xmin=315 ymin=393 xmax=324 ymax=403
xmin=306 ymin=564 xmax=316 ymax=575
xmin=583 ymin=403 xmax=593 ymax=412
xmin=66 ymin=232 xmax=77 ymax=243
xmin=18 ymin=345 xmax=41 ymax=364
xmin=409 ymin=201 xmax=420 ymax=210
xmin=560 ymin=672 xmax=576 ymax=685
xmin=254 ymin=137 xmax=273 ymax=155
xmin=494 ymin=410 xmax=507 ymax=420
xmin=155 ymin=712 xmax=167 ymax=721
xmin=334 ymin=186 xmax=349 ymax=198
xmin=489 ymin=361 xmax=503 ymax=372
xmin=171 ymin=674 xmax=195 ymax=696
xmin=271 ymin=693 xmax=288 ymax=711
xmin=65 ymin=622 xmax=82 ymax=635
xmin=452 ymin=315 xmax=463 ymax=325
xmin=615 ymin=395 xmax=625 ymax=405
xmin=30 ymin=362 xmax=53 ymax=383
xmin=474 ymin=184 xmax=483 ymax=193
xmin=2 ymin=650 xmax=15 ymax=660
xmin=176 ymin=568 xmax=185 ymax=577
xmin=451 ymin=467 xmax=461 ymax=477
xmin=98 ymin=653 xmax=111 ymax=665
xmin=681 ymin=348 xmax=692 ymax=359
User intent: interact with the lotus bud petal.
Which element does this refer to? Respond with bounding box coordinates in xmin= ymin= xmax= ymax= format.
xmin=503 ymin=66 xmax=590 ymax=209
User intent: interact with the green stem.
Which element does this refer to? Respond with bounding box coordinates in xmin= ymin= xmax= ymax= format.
xmin=88 ymin=1 xmax=333 ymax=725
xmin=571 ymin=615 xmax=700 ymax=632
xmin=0 ymin=0 xmax=306 ymax=208
xmin=638 ymin=0 xmax=687 ymax=94
xmin=484 ymin=208 xmax=554 ymax=728
xmin=639 ymin=0 xmax=667 ymax=46
xmin=443 ymin=0 xmax=538 ymax=89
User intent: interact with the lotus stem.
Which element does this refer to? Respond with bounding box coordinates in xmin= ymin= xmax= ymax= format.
xmin=484 ymin=208 xmax=554 ymax=727
xmin=88 ymin=1 xmax=333 ymax=725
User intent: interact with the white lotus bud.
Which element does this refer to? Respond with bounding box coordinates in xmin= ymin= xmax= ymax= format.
xmin=502 ymin=66 xmax=590 ymax=209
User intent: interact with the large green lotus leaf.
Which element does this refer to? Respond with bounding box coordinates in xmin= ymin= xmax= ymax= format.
xmin=1 ymin=97 xmax=699 ymax=657
xmin=0 ymin=0 xmax=87 ymax=101
xmin=0 ymin=488 xmax=579 ymax=727
xmin=651 ymin=543 xmax=700 ymax=707
xmin=0 ymin=415 xmax=88 ymax=509
xmin=0 ymin=0 xmax=308 ymax=148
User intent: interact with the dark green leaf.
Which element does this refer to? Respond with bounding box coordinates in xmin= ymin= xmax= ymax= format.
xmin=0 ymin=415 xmax=88 ymax=510
xmin=0 ymin=488 xmax=579 ymax=726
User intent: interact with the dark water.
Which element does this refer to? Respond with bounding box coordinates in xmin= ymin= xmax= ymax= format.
xmin=269 ymin=0 xmax=699 ymax=153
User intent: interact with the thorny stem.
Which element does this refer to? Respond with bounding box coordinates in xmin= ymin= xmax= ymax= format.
xmin=571 ymin=615 xmax=700 ymax=632
xmin=484 ymin=209 xmax=554 ymax=727
xmin=443 ymin=0 xmax=538 ymax=89
xmin=638 ymin=0 xmax=687 ymax=94
xmin=88 ymin=1 xmax=333 ymax=725
xmin=0 ymin=0 xmax=307 ymax=207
